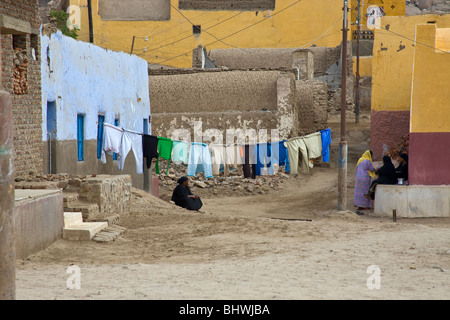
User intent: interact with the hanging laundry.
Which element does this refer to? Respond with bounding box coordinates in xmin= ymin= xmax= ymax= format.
xmin=155 ymin=137 xmax=173 ymax=175
xmin=225 ymin=144 xmax=242 ymax=167
xmin=284 ymin=132 xmax=323 ymax=174
xmin=172 ymin=140 xmax=189 ymax=165
xmin=303 ymin=132 xmax=322 ymax=160
xmin=187 ymin=142 xmax=213 ymax=178
xmin=253 ymin=143 xmax=273 ymax=176
xmin=320 ymin=128 xmax=332 ymax=163
xmin=241 ymin=144 xmax=256 ymax=179
xmin=284 ymin=137 xmax=308 ymax=175
xmin=271 ymin=140 xmax=290 ymax=173
xmin=119 ymin=129 xmax=144 ymax=174
xmin=142 ymin=134 xmax=159 ymax=169
xmin=101 ymin=123 xmax=123 ymax=164
xmin=209 ymin=144 xmax=226 ymax=176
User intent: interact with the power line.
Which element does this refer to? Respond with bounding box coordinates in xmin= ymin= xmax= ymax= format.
xmin=138 ymin=11 xmax=246 ymax=56
xmin=156 ymin=0 xmax=304 ymax=65
xmin=166 ymin=1 xmax=249 ymax=51
xmin=349 ymin=7 xmax=450 ymax=54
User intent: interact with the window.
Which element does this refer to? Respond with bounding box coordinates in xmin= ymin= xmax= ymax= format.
xmin=113 ymin=118 xmax=120 ymax=160
xmin=96 ymin=114 xmax=105 ymax=159
xmin=143 ymin=118 xmax=149 ymax=135
xmin=77 ymin=114 xmax=85 ymax=161
xmin=193 ymin=25 xmax=201 ymax=35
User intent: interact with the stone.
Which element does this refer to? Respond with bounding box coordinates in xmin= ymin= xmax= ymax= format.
xmin=194 ymin=181 xmax=207 ymax=188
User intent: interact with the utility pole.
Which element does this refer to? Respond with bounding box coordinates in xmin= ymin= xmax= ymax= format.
xmin=0 ymin=28 xmax=16 ymax=299
xmin=355 ymin=0 xmax=361 ymax=123
xmin=87 ymin=0 xmax=94 ymax=43
xmin=130 ymin=36 xmax=136 ymax=54
xmin=338 ymin=0 xmax=349 ymax=211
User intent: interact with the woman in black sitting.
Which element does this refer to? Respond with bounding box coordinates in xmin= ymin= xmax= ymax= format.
xmin=171 ymin=176 xmax=203 ymax=211
xmin=365 ymin=155 xmax=397 ymax=200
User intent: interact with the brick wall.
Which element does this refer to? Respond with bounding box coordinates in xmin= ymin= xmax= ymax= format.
xmin=1 ymin=0 xmax=43 ymax=179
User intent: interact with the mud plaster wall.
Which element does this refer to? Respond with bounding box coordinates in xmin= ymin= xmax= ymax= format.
xmin=295 ymin=80 xmax=328 ymax=136
xmin=151 ymin=71 xmax=297 ymax=142
xmin=149 ymin=70 xmax=288 ymax=113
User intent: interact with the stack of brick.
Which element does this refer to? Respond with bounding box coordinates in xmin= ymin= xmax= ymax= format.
xmin=13 ymin=48 xmax=28 ymax=95
xmin=0 ymin=0 xmax=43 ymax=180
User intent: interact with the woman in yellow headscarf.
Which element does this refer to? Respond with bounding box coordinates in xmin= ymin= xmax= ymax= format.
xmin=354 ymin=150 xmax=377 ymax=214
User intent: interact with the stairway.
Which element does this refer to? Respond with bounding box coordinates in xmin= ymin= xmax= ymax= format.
xmin=62 ymin=192 xmax=127 ymax=242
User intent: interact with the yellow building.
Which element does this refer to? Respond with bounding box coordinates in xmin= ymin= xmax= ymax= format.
xmin=369 ymin=14 xmax=450 ymax=161
xmin=350 ymin=0 xmax=405 ymax=76
xmin=408 ymin=23 xmax=450 ymax=185
xmin=69 ymin=0 xmax=350 ymax=68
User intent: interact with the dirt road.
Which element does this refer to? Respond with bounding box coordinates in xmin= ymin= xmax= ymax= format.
xmin=15 ymin=116 xmax=450 ymax=300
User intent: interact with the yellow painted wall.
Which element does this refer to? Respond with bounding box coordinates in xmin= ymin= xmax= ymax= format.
xmin=350 ymin=0 xmax=405 ymax=34
xmin=352 ymin=56 xmax=372 ymax=77
xmin=69 ymin=0 xmax=350 ymax=68
xmin=371 ymin=14 xmax=450 ymax=112
xmin=436 ymin=28 xmax=450 ymax=52
xmin=410 ymin=24 xmax=450 ymax=133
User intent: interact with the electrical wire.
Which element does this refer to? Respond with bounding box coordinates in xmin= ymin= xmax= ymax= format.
xmin=156 ymin=0 xmax=304 ymax=65
xmin=350 ymin=7 xmax=450 ymax=54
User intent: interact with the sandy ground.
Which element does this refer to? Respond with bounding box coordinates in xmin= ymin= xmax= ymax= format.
xmin=15 ymin=115 xmax=450 ymax=300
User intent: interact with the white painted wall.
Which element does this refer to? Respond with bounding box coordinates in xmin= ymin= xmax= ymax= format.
xmin=41 ymin=30 xmax=151 ymax=141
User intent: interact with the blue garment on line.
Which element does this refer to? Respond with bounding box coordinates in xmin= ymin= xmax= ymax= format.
xmin=187 ymin=142 xmax=213 ymax=178
xmin=320 ymin=128 xmax=332 ymax=163
xmin=271 ymin=140 xmax=290 ymax=173
xmin=253 ymin=143 xmax=272 ymax=176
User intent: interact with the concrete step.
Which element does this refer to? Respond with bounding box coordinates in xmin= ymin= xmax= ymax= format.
xmin=63 ymin=211 xmax=83 ymax=227
xmin=92 ymin=225 xmax=127 ymax=242
xmin=63 ymin=221 xmax=108 ymax=241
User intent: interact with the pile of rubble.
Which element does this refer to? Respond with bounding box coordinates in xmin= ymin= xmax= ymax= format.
xmin=153 ymin=160 xmax=298 ymax=199
xmin=14 ymin=172 xmax=96 ymax=191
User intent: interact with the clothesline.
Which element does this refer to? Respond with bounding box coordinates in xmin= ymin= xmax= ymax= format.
xmin=98 ymin=121 xmax=331 ymax=178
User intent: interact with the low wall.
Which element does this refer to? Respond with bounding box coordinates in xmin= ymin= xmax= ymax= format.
xmin=78 ymin=174 xmax=132 ymax=215
xmin=373 ymin=185 xmax=450 ymax=218
xmin=43 ymin=140 xmax=148 ymax=190
xmin=14 ymin=189 xmax=64 ymax=259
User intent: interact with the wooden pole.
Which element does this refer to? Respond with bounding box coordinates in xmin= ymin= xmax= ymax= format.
xmin=338 ymin=0 xmax=349 ymax=211
xmin=0 ymin=88 xmax=16 ymax=299
xmin=355 ymin=0 xmax=361 ymax=123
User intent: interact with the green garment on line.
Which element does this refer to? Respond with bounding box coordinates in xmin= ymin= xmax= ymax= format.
xmin=155 ymin=137 xmax=173 ymax=175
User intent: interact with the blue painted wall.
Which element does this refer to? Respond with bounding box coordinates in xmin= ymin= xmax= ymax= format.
xmin=41 ymin=31 xmax=151 ymax=142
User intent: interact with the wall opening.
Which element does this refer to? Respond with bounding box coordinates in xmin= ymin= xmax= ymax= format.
xmin=97 ymin=114 xmax=106 ymax=159
xmin=77 ymin=114 xmax=85 ymax=162
xmin=47 ymin=101 xmax=57 ymax=174
xmin=193 ymin=25 xmax=201 ymax=35
xmin=12 ymin=35 xmax=28 ymax=95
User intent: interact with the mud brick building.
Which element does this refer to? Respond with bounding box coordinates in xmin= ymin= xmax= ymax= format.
xmin=0 ymin=0 xmax=43 ymax=180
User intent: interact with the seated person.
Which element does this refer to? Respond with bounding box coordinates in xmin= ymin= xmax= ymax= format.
xmin=365 ymin=155 xmax=397 ymax=200
xmin=171 ymin=176 xmax=203 ymax=211
xmin=395 ymin=153 xmax=408 ymax=182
